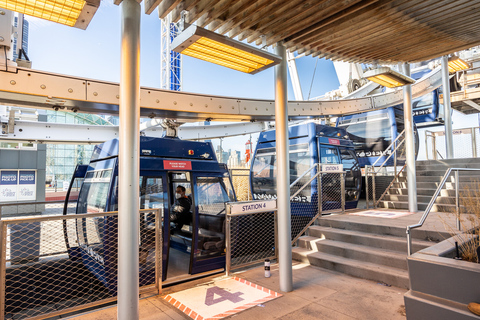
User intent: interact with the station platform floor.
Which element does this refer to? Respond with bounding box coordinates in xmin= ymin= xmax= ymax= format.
xmin=70 ymin=262 xmax=407 ymax=320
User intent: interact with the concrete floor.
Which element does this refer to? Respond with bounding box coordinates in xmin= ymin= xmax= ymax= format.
xmin=69 ymin=262 xmax=407 ymax=320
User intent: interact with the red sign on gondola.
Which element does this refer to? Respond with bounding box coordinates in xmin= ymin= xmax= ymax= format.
xmin=328 ymin=138 xmax=340 ymax=145
xmin=163 ymin=160 xmax=192 ymax=170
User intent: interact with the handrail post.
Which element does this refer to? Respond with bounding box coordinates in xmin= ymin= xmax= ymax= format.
xmin=372 ymin=171 xmax=377 ymax=209
xmin=425 ymin=131 xmax=429 ymax=160
xmin=406 ymin=226 xmax=412 ymax=256
xmin=225 ymin=204 xmax=232 ymax=276
xmin=341 ymin=172 xmax=345 ymax=213
xmin=394 ymin=147 xmax=397 ymax=176
xmin=317 ymin=164 xmax=322 ymax=216
xmin=319 ymin=167 xmax=323 ymax=215
xmin=472 ymin=128 xmax=477 ymax=158
xmin=455 ymin=170 xmax=461 ymax=231
xmin=365 ymin=166 xmax=370 ymax=209
xmin=154 ymin=209 xmax=162 ymax=294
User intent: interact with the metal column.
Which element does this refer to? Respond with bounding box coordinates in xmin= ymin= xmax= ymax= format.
xmin=118 ymin=1 xmax=141 ymax=319
xmin=442 ymin=55 xmax=454 ymax=159
xmin=472 ymin=128 xmax=478 ymax=158
xmin=403 ymin=63 xmax=418 ymax=213
xmin=275 ymin=42 xmax=293 ymax=292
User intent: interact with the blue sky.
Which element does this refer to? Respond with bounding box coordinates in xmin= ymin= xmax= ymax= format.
xmin=25 ymin=0 xmax=340 ymax=156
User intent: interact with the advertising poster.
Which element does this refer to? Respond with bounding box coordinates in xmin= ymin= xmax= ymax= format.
xmin=0 ymin=170 xmax=18 ymax=202
xmin=17 ymin=170 xmax=36 ymax=201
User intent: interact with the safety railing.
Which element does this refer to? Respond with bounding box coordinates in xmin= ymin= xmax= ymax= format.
xmin=406 ymin=168 xmax=480 ymax=255
xmin=0 ymin=200 xmax=78 ymax=219
xmin=370 ymin=130 xmax=406 ymax=169
xmin=365 ymin=130 xmax=406 ymax=209
xmin=290 ymin=164 xmax=346 ymax=244
xmin=225 ymin=165 xmax=347 ymax=274
xmin=373 ymin=164 xmax=407 ymax=208
xmin=425 ymin=126 xmax=480 ymax=160
xmin=0 ymin=208 xmax=161 ymax=320
xmin=229 ymin=168 xmax=252 ymax=201
xmin=225 ymin=201 xmax=277 ymax=275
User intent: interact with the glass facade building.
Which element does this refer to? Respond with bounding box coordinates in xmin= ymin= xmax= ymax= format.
xmin=13 ymin=17 xmax=29 ymax=61
xmin=45 ymin=111 xmax=115 ymax=184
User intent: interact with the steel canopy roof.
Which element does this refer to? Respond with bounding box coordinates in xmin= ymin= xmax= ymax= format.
xmin=152 ymin=0 xmax=480 ymax=64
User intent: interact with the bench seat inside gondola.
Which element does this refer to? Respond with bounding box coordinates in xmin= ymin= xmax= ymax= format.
xmin=170 ymin=213 xmax=224 ymax=253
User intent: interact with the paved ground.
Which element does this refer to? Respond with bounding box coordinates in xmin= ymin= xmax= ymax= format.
xmin=70 ymin=262 xmax=407 ymax=320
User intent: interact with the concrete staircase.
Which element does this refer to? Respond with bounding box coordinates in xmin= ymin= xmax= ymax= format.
xmin=377 ymin=158 xmax=480 ymax=211
xmin=292 ymin=216 xmax=450 ymax=289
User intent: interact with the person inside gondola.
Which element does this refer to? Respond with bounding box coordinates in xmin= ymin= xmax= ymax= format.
xmin=170 ymin=185 xmax=192 ymax=233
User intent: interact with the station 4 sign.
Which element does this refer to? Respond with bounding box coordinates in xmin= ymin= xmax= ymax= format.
xmin=229 ymin=200 xmax=277 ymax=214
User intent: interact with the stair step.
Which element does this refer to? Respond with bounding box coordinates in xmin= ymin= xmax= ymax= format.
xmin=307 ymin=225 xmax=434 ymax=253
xmin=416 ymin=158 xmax=480 ymax=166
xmin=392 ymin=181 xmax=480 ymax=189
xmin=416 ymin=176 xmax=480 ymax=183
xmin=316 ymin=216 xmax=449 ymax=241
xmin=377 ymin=201 xmax=456 ymax=212
xmin=292 ymin=247 xmax=410 ymax=289
xmin=384 ymin=187 xmax=456 ymax=197
xmin=412 ymin=169 xmax=480 ymax=177
xmin=382 ymin=194 xmax=465 ymax=205
xmin=298 ymin=236 xmax=408 ymax=270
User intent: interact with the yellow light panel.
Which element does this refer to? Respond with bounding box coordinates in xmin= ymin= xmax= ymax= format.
xmin=196 ymin=37 xmax=274 ymax=66
xmin=182 ymin=47 xmax=254 ymax=73
xmin=188 ymin=41 xmax=265 ymax=70
xmin=0 ymin=0 xmax=86 ymax=27
xmin=180 ymin=37 xmax=274 ymax=74
xmin=367 ymin=74 xmax=403 ymax=88
xmin=448 ymin=57 xmax=470 ymax=73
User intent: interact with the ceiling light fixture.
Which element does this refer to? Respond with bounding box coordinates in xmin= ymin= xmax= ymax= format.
xmin=172 ymin=25 xmax=281 ymax=74
xmin=364 ymin=66 xmax=415 ymax=88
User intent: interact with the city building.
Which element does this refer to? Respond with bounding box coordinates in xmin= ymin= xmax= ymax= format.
xmin=12 ymin=16 xmax=28 ymax=61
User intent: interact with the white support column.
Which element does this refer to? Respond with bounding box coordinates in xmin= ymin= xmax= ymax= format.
xmin=441 ymin=55 xmax=454 ymax=159
xmin=275 ymin=42 xmax=293 ymax=292
xmin=118 ymin=0 xmax=140 ymax=319
xmin=403 ymin=63 xmax=418 ymax=213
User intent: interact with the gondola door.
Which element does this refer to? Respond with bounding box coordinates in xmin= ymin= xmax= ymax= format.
xmin=137 ymin=173 xmax=168 ymax=283
xmin=190 ymin=173 xmax=235 ymax=274
xmin=165 ymin=172 xmax=195 ymax=281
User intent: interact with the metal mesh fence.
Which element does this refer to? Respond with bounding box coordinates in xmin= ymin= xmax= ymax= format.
xmin=366 ymin=166 xmax=404 ymax=209
xmin=229 ymin=168 xmax=252 ymax=202
xmin=425 ymin=127 xmax=480 ymax=160
xmin=290 ymin=169 xmax=345 ymax=243
xmin=226 ymin=208 xmax=276 ymax=274
xmin=0 ymin=209 xmax=161 ymax=320
xmin=289 ymin=167 xmax=317 ymax=243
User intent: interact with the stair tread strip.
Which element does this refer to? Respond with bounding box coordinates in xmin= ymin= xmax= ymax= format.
xmin=298 ymin=235 xmax=410 ymax=258
xmin=293 ymin=246 xmax=409 ymax=276
xmin=307 ymin=225 xmax=435 ymax=247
